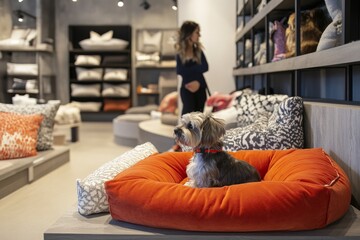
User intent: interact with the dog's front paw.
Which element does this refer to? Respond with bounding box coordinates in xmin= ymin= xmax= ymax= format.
xmin=184 ymin=180 xmax=195 ymax=188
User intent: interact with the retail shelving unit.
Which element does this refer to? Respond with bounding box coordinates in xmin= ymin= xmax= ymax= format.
xmin=0 ymin=44 xmax=54 ymax=103
xmin=68 ymin=25 xmax=132 ymax=121
xmin=134 ymin=29 xmax=177 ymax=106
xmin=0 ymin=0 xmax=55 ymax=103
xmin=234 ymin=0 xmax=360 ymax=104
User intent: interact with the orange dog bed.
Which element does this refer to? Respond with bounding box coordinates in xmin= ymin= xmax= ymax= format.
xmin=105 ymin=148 xmax=351 ymax=232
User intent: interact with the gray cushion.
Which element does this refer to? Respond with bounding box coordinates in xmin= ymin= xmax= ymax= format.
xmin=125 ymin=104 xmax=159 ymax=114
xmin=161 ymin=113 xmax=178 ymax=126
xmin=224 ymin=96 xmax=304 ymax=151
xmin=316 ymin=17 xmax=342 ymax=51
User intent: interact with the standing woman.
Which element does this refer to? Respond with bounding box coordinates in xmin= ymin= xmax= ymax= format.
xmin=175 ymin=21 xmax=209 ymax=115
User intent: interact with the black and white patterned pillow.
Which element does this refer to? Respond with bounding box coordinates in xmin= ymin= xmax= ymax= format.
xmin=235 ymin=94 xmax=288 ymax=127
xmin=0 ymin=103 xmax=60 ymax=151
xmin=224 ymin=96 xmax=304 ymax=151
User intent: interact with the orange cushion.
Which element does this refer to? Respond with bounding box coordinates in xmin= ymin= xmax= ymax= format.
xmin=105 ymin=148 xmax=351 ymax=232
xmin=0 ymin=112 xmax=43 ymax=160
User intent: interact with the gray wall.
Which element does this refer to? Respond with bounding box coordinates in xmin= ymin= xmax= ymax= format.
xmin=54 ymin=0 xmax=178 ymax=103
xmin=178 ymin=0 xmax=236 ymax=95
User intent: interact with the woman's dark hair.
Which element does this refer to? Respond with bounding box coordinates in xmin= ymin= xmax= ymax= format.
xmin=175 ymin=20 xmax=204 ymax=64
xmin=179 ymin=21 xmax=199 ymax=41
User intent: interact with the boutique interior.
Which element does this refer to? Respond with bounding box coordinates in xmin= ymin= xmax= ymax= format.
xmin=0 ymin=0 xmax=360 ymax=240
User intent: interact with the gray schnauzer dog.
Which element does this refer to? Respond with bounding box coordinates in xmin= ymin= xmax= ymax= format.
xmin=174 ymin=112 xmax=261 ymax=188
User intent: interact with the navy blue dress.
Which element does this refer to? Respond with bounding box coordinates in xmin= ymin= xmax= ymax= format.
xmin=176 ymin=51 xmax=209 ymax=115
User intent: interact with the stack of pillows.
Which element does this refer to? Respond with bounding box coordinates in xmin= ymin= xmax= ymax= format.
xmin=0 ymin=102 xmax=60 ymax=160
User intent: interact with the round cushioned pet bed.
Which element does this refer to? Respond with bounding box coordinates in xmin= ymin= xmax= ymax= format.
xmin=105 ymin=148 xmax=351 ymax=232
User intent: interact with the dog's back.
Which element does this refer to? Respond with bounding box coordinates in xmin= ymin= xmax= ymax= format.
xmin=209 ymin=152 xmax=261 ymax=187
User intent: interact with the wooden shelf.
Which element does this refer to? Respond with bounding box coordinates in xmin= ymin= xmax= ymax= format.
xmin=234 ymin=41 xmax=360 ymax=76
xmin=0 ymin=44 xmax=53 ymax=53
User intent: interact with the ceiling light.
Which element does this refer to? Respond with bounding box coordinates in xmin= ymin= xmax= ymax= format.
xmin=117 ymin=0 xmax=124 ymax=7
xmin=171 ymin=0 xmax=177 ymax=11
xmin=18 ymin=12 xmax=24 ymax=22
xmin=72 ymin=0 xmax=77 ymax=2
xmin=18 ymin=0 xmax=24 ymax=3
xmin=140 ymin=0 xmax=150 ymax=10
xmin=14 ymin=10 xmax=36 ymax=22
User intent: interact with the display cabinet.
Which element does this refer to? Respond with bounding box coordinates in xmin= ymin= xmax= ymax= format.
xmin=234 ymin=0 xmax=360 ymax=104
xmin=134 ymin=28 xmax=177 ymax=106
xmin=68 ymin=25 xmax=132 ymax=121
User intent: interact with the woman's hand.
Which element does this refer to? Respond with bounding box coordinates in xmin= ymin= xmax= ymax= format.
xmin=185 ymin=80 xmax=200 ymax=93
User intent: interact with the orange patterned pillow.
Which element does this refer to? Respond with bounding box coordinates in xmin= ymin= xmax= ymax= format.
xmin=0 ymin=112 xmax=43 ymax=160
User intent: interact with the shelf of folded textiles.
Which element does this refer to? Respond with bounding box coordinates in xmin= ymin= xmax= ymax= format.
xmin=69 ymin=49 xmax=130 ymax=54
xmin=0 ymin=44 xmax=53 ymax=53
xmin=69 ymin=80 xmax=131 ymax=84
xmin=135 ymin=61 xmax=176 ymax=69
xmin=71 ymin=96 xmax=130 ymax=100
xmin=7 ymin=89 xmax=39 ymax=94
xmin=6 ymin=74 xmax=39 ymax=78
xmin=235 ymin=0 xmax=326 ymax=42
xmin=69 ymin=64 xmax=131 ymax=68
xmin=233 ymin=41 xmax=360 ymax=76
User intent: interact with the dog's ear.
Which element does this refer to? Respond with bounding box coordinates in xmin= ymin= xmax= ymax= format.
xmin=201 ymin=115 xmax=226 ymax=146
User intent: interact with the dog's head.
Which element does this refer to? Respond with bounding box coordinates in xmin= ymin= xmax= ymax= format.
xmin=174 ymin=112 xmax=225 ymax=148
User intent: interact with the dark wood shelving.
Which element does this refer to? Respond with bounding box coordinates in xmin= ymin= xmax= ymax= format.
xmin=235 ymin=0 xmax=360 ymax=104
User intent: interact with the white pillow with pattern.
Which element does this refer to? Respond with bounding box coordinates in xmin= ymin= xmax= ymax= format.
xmin=77 ymin=142 xmax=158 ymax=215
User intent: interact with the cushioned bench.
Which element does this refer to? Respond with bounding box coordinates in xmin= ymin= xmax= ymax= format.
xmin=0 ymin=146 xmax=70 ymax=199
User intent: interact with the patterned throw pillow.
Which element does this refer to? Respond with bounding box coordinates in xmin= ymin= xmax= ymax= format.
xmin=224 ymin=96 xmax=304 ymax=151
xmin=0 ymin=112 xmax=43 ymax=160
xmin=77 ymin=142 xmax=158 ymax=215
xmin=235 ymin=94 xmax=288 ymax=127
xmin=0 ymin=103 xmax=60 ymax=151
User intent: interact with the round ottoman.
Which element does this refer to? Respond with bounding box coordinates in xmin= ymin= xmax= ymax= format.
xmin=112 ymin=114 xmax=151 ymax=147
xmin=105 ymin=148 xmax=351 ymax=232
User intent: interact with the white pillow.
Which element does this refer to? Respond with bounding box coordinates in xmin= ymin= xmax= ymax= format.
xmin=0 ymin=38 xmax=27 ymax=46
xmin=10 ymin=28 xmax=30 ymax=40
xmin=90 ymin=30 xmax=113 ymax=41
xmin=76 ymin=67 xmax=103 ymax=81
xmin=75 ymin=55 xmax=101 ymax=66
xmin=71 ymin=83 xmax=101 ymax=97
xmin=102 ymin=83 xmax=130 ymax=97
xmin=161 ymin=30 xmax=177 ymax=56
xmin=135 ymin=51 xmax=160 ymax=66
xmin=7 ymin=63 xmax=38 ymax=76
xmin=138 ymin=30 xmax=162 ymax=53
xmin=79 ymin=38 xmax=129 ymax=50
xmin=103 ymin=68 xmax=128 ymax=81
xmin=25 ymin=29 xmax=37 ymax=44
xmin=71 ymin=101 xmax=101 ymax=112
xmin=77 ymin=142 xmax=158 ymax=215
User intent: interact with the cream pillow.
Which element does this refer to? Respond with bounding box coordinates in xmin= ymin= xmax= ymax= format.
xmin=71 ymin=83 xmax=101 ymax=97
xmin=77 ymin=142 xmax=158 ymax=215
xmin=102 ymin=83 xmax=130 ymax=97
xmin=138 ymin=30 xmax=162 ymax=53
xmin=75 ymin=55 xmax=101 ymax=66
xmin=71 ymin=101 xmax=101 ymax=112
xmin=103 ymin=68 xmax=128 ymax=81
xmin=90 ymin=30 xmax=113 ymax=41
xmin=7 ymin=63 xmax=38 ymax=76
xmin=76 ymin=68 xmax=103 ymax=81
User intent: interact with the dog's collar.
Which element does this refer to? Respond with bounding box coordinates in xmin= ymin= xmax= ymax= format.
xmin=194 ymin=148 xmax=221 ymax=154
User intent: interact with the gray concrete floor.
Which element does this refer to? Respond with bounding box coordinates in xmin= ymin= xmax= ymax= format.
xmin=0 ymin=122 xmax=131 ymax=240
